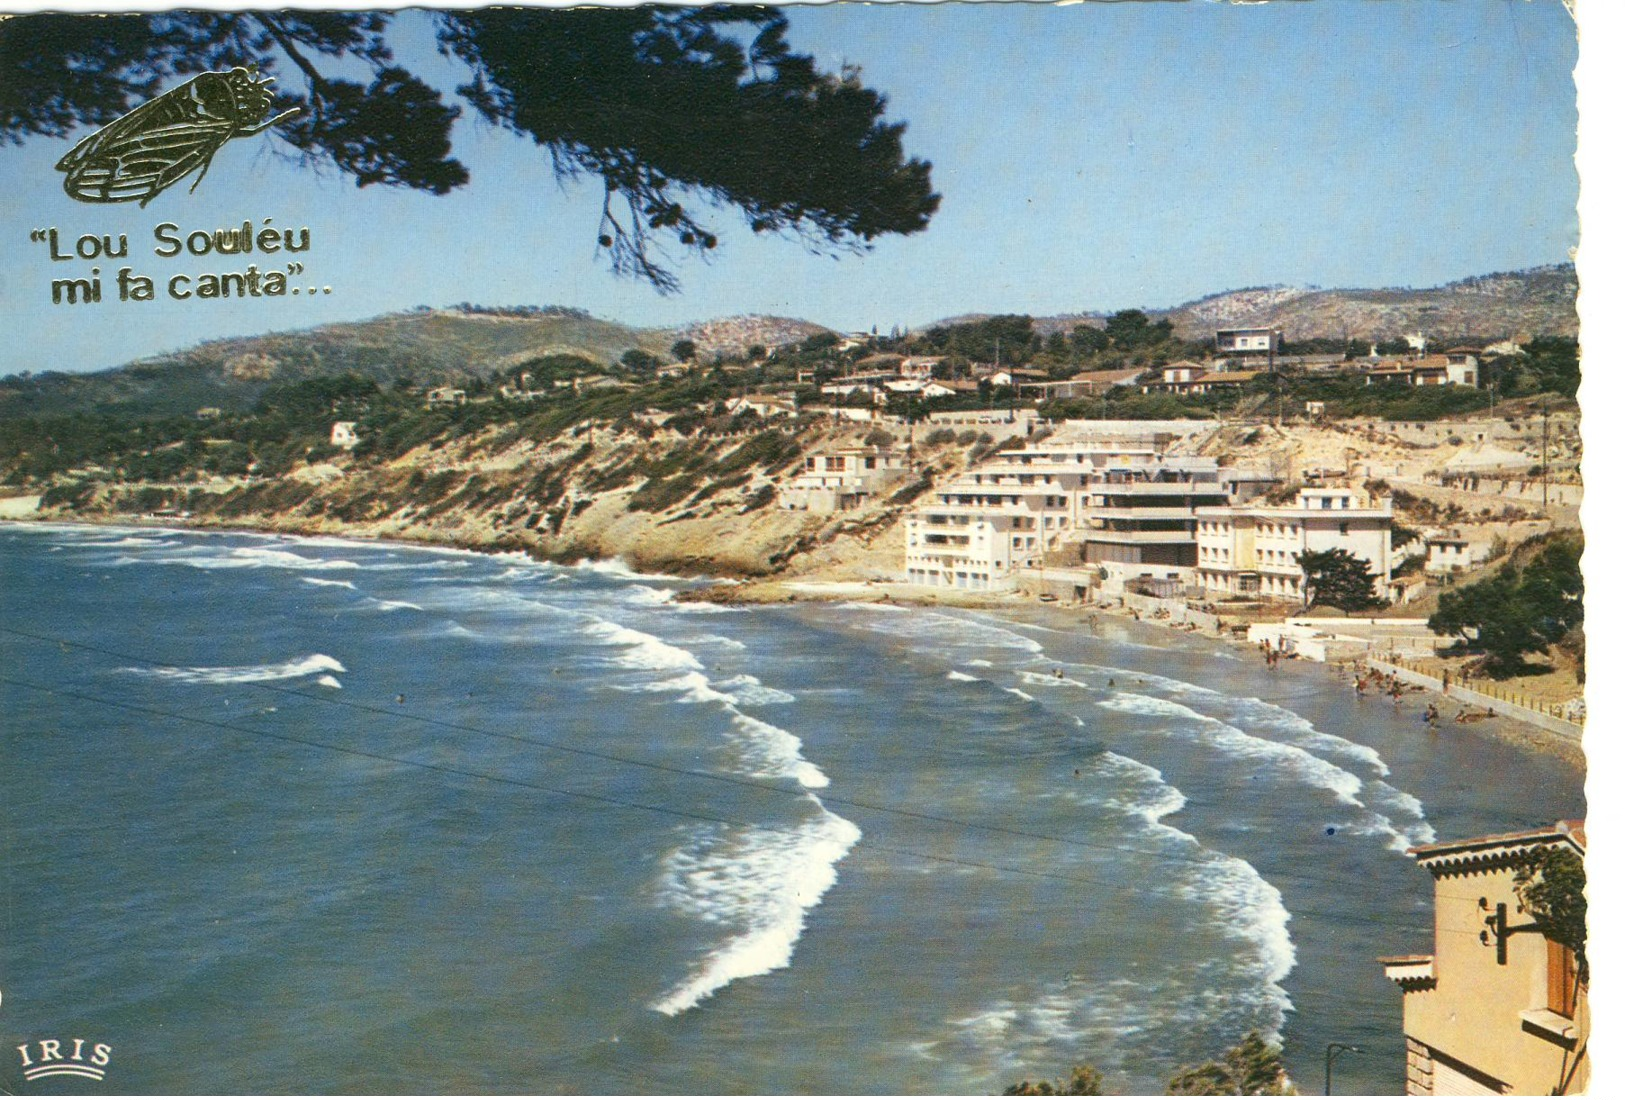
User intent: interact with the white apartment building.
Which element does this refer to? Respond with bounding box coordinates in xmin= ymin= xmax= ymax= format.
xmin=904 ymin=441 xmax=1162 ymax=589
xmin=1194 ymin=486 xmax=1394 ymax=602
xmin=779 ymin=448 xmax=911 ymax=512
xmin=903 ymin=440 xmax=1257 ymax=591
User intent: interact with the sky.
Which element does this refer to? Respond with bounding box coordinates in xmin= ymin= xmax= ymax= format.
xmin=0 ymin=0 xmax=1585 ymax=378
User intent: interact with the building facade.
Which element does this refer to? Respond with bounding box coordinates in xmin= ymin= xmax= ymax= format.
xmin=1194 ymin=486 xmax=1394 ymax=602
xmin=1215 ymin=327 xmax=1282 ymax=355
xmin=1381 ymin=821 xmax=1588 ymax=1096
xmin=779 ymin=448 xmax=911 ymax=512
xmin=903 ymin=439 xmax=1268 ymax=592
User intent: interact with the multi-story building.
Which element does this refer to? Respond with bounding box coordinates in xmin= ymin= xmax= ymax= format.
xmin=1078 ymin=456 xmax=1229 ymax=570
xmin=1381 ymin=821 xmax=1588 ymax=1095
xmin=1193 ymin=485 xmax=1394 ymax=602
xmin=904 ymin=439 xmax=1269 ymax=592
xmin=903 ymin=440 xmax=1162 ymax=589
xmin=779 ymin=448 xmax=911 ymax=512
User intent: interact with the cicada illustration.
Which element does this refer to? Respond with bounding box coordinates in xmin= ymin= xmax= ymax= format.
xmin=56 ymin=66 xmax=302 ymax=207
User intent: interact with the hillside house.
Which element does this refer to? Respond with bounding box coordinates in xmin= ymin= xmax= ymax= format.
xmin=900 ymin=356 xmax=946 ymax=380
xmin=726 ymin=394 xmax=797 ymax=419
xmin=1215 ymin=327 xmax=1282 ymax=355
xmin=1023 ymin=368 xmax=1145 ymax=400
xmin=329 ymin=421 xmax=359 ymax=449
xmin=1381 ymin=821 xmax=1588 ymax=1095
xmin=426 ymin=386 xmax=467 ymax=407
xmin=1424 ymin=533 xmax=1481 ymax=575
xmin=780 ymin=448 xmax=911 ymax=512
xmin=985 ymin=368 xmax=1050 ymax=388
xmin=1194 ymin=486 xmax=1394 ymax=603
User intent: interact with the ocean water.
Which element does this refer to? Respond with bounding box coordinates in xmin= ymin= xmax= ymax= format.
xmin=0 ymin=523 xmax=1584 ymax=1094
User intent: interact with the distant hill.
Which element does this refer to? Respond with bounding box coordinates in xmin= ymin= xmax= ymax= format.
xmin=0 ymin=265 xmax=1575 ymax=420
xmin=0 ymin=306 xmax=833 ymax=420
xmin=935 ymin=264 xmax=1579 ymax=343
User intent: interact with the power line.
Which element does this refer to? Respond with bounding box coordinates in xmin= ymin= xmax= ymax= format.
xmin=0 ymin=625 xmax=1433 ymax=898
xmin=4 ymin=673 xmax=1474 ymax=943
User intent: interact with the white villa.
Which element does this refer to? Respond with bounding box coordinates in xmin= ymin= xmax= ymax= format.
xmin=1194 ymin=485 xmax=1394 ymax=603
xmin=329 ymin=421 xmax=359 ymax=449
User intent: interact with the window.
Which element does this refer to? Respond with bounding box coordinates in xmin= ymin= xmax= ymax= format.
xmin=1548 ymin=939 xmax=1581 ymax=1018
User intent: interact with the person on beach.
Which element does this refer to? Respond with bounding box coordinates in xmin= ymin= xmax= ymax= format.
xmin=1389 ymin=682 xmax=1403 ymax=705
xmin=1455 ymin=707 xmax=1468 ymax=723
xmin=1424 ymin=703 xmax=1439 ymax=726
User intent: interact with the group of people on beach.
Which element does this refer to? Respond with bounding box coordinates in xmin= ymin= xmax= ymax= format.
xmin=1354 ymin=669 xmax=1408 ymax=703
xmin=1355 ymin=666 xmax=1496 ymax=729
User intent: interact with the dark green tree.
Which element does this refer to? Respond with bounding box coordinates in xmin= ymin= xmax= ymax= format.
xmin=1004 ymin=1066 xmax=1104 ymax=1096
xmin=1296 ymin=548 xmax=1384 ymax=612
xmin=1071 ymin=325 xmax=1109 ymax=354
xmin=1513 ymin=846 xmax=1587 ymax=984
xmin=1165 ymin=1032 xmax=1293 ymax=1096
xmin=0 ymin=8 xmax=938 ymax=291
xmin=619 ymin=348 xmax=660 ymax=372
xmin=1429 ymin=537 xmax=1583 ymax=676
xmin=670 ymin=339 xmax=699 ymax=363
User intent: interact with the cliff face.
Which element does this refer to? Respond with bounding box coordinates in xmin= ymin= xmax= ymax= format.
xmin=43 ymin=422 xmax=940 ymax=579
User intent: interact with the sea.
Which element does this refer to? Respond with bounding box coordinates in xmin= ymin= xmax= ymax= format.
xmin=0 ymin=522 xmax=1585 ymax=1094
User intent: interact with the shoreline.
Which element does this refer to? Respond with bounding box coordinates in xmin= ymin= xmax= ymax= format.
xmin=5 ymin=510 xmax=1585 ymax=771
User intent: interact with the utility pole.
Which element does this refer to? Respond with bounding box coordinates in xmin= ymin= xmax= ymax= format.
xmin=1541 ymin=398 xmax=1550 ymax=510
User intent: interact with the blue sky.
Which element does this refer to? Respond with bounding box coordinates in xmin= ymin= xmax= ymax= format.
xmin=0 ymin=0 xmax=1582 ymax=376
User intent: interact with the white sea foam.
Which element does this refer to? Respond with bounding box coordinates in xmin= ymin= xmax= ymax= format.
xmin=127 ymin=653 xmax=347 ymax=685
xmin=581 ymin=620 xmax=703 ymax=672
xmin=649 ymin=798 xmax=861 ymax=1015
xmin=624 ymin=584 xmax=677 ymax=605
xmin=363 ymin=598 xmax=424 ymax=613
xmin=681 ymin=633 xmax=748 ymax=651
xmin=1092 ymin=751 xmax=1295 ymax=1041
xmin=315 ymin=674 xmax=343 ymax=689
xmin=633 ymin=671 xmax=737 ymax=705
xmin=121 ymin=546 xmax=362 ymax=572
xmin=1004 ymin=688 xmax=1035 ymax=702
xmin=1017 ymin=669 xmax=1096 ymax=692
xmin=1098 ymin=692 xmax=1367 ymax=808
xmin=947 ymin=670 xmax=981 ymax=682
xmin=575 ymin=557 xmax=678 ymax=581
xmin=713 ymin=674 xmax=796 ymax=706
xmin=967 ymin=659 xmax=994 ymax=667
xmin=77 ymin=535 xmax=180 ymax=549
xmin=301 ymin=576 xmax=358 ymax=589
xmin=846 ymin=609 xmax=1045 ymax=654
xmin=727 ymin=714 xmax=830 ymax=788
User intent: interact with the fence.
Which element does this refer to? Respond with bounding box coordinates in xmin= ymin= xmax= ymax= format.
xmin=1368 ymin=656 xmax=1583 ymax=742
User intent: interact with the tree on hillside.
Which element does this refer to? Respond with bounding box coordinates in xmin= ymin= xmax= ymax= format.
xmin=1296 ymin=548 xmax=1384 ymax=612
xmin=1165 ymin=1032 xmax=1292 ymax=1096
xmin=1104 ymin=310 xmax=1173 ymax=350
xmin=619 ymin=348 xmax=660 ymax=372
xmin=0 ymin=8 xmax=938 ymax=291
xmin=670 ymin=339 xmax=698 ymax=363
xmin=1428 ymin=537 xmax=1583 ymax=677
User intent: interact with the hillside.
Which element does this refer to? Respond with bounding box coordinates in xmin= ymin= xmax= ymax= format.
xmin=940 ymin=264 xmax=1578 ymax=342
xmin=0 ymin=264 xmax=1575 ymax=421
xmin=0 ymin=307 xmax=835 ymax=421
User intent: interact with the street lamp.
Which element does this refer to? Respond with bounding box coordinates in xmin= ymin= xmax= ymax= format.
xmin=1324 ymin=1043 xmax=1363 ymax=1095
